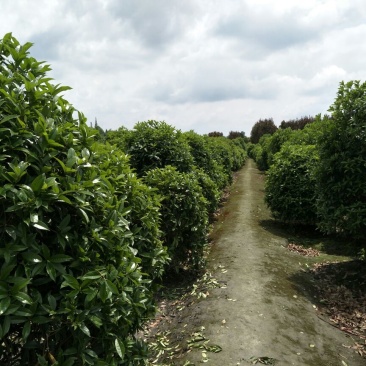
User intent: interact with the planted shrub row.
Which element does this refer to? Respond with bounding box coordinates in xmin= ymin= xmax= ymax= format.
xmin=251 ymin=82 xmax=366 ymax=240
xmin=106 ymin=122 xmax=247 ymax=273
xmin=0 ymin=34 xmax=247 ymax=365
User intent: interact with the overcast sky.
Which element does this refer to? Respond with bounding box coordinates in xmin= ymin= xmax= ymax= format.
xmin=1 ymin=0 xmax=366 ymax=136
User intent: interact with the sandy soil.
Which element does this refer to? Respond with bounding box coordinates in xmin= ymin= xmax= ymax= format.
xmin=148 ymin=159 xmax=364 ymax=366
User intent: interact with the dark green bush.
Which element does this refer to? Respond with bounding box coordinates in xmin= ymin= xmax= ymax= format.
xmin=144 ymin=166 xmax=209 ymax=272
xmin=265 ymin=128 xmax=294 ymax=167
xmin=230 ymin=139 xmax=247 ymax=171
xmin=123 ymin=120 xmax=194 ymax=176
xmin=0 ymin=33 xmax=167 ymax=366
xmin=250 ymin=135 xmax=271 ymax=171
xmin=192 ymin=168 xmax=220 ymax=216
xmin=206 ymin=136 xmax=233 ymax=178
xmin=182 ymin=131 xmax=227 ymax=189
xmin=105 ymin=126 xmax=131 ymax=152
xmin=265 ymin=144 xmax=319 ymax=225
xmin=250 ymin=118 xmax=277 ymax=144
xmin=90 ymin=142 xmax=168 ymax=280
xmin=316 ymin=81 xmax=366 ymax=239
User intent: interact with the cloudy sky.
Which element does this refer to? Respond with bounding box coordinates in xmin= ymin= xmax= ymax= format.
xmin=1 ymin=0 xmax=366 ymax=136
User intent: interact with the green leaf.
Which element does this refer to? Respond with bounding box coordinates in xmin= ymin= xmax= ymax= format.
xmin=54 ymin=157 xmax=75 ymax=174
xmin=62 ymin=275 xmax=80 ymax=290
xmin=89 ymin=315 xmax=103 ymax=328
xmin=99 ymin=282 xmax=109 ymax=302
xmin=0 ymin=298 xmax=11 ymax=315
xmin=2 ymin=316 xmax=10 ymax=337
xmin=81 ymin=271 xmax=101 ymax=280
xmin=66 ymin=148 xmax=77 ymax=167
xmin=0 ymin=114 xmax=19 ymax=125
xmin=22 ymin=252 xmax=43 ymax=263
xmin=46 ymin=263 xmax=57 ymax=281
xmin=106 ymin=280 xmax=118 ymax=294
xmin=57 ymin=194 xmax=72 ymax=204
xmin=14 ymin=292 xmax=32 ymax=305
xmin=30 ymin=174 xmax=46 ymax=193
xmin=32 ymin=221 xmax=50 ymax=231
xmin=10 ymin=277 xmax=31 ymax=292
xmin=59 ymin=214 xmax=71 ymax=231
xmin=61 ymin=358 xmax=77 ymax=366
xmin=78 ymin=208 xmax=89 ymax=223
xmin=79 ymin=323 xmax=90 ymax=337
xmin=48 ymin=294 xmax=56 ymax=310
xmin=22 ymin=320 xmax=31 ymax=341
xmin=84 ymin=288 xmax=98 ymax=303
xmin=50 ymin=254 xmax=72 ymax=263
xmin=115 ymin=338 xmax=125 ymax=359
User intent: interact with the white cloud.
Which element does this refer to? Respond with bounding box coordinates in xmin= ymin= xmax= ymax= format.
xmin=1 ymin=0 xmax=366 ymax=136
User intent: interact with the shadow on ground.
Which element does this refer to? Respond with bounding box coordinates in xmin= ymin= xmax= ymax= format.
xmin=259 ymin=218 xmax=365 ymax=257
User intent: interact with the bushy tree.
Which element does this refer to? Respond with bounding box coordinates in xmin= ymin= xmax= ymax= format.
xmin=279 ymin=116 xmax=315 ymax=130
xmin=207 ymin=131 xmax=223 ymax=137
xmin=316 ymin=81 xmax=366 ymax=239
xmin=265 ymin=144 xmax=319 ymax=225
xmin=105 ymin=126 xmax=130 ymax=152
xmin=227 ymin=131 xmax=245 ymax=139
xmin=144 ymin=166 xmax=208 ymax=271
xmin=123 ymin=120 xmax=194 ymax=176
xmin=250 ymin=134 xmax=271 ymax=171
xmin=250 ymin=118 xmax=277 ymax=144
xmin=0 ymin=33 xmax=167 ymax=365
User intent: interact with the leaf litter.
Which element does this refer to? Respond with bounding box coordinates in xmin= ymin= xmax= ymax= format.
xmin=287 ymin=243 xmax=320 ymax=257
xmin=140 ymin=270 xmax=224 ymax=365
xmin=309 ymin=260 xmax=366 ymax=358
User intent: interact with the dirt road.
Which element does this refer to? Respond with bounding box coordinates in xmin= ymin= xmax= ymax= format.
xmin=182 ymin=159 xmax=363 ymax=366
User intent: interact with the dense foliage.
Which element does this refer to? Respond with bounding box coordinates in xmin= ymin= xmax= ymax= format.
xmin=250 ymin=118 xmax=277 ymax=144
xmin=122 ymin=120 xmax=194 ymax=176
xmin=106 ymin=127 xmax=247 ymax=272
xmin=265 ymin=144 xmax=318 ymax=225
xmin=251 ymin=82 xmax=366 ymax=242
xmin=144 ymin=166 xmax=209 ymax=271
xmin=0 ymin=33 xmax=168 ymax=366
xmin=279 ymin=116 xmax=315 ymax=130
xmin=207 ymin=131 xmax=223 ymax=137
xmin=316 ymin=81 xmax=366 ymax=238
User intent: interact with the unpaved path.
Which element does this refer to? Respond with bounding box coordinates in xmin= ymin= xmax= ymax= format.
xmin=181 ymin=159 xmax=363 ymax=366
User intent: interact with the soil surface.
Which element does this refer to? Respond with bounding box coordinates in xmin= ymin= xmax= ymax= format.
xmin=147 ymin=160 xmax=364 ymax=366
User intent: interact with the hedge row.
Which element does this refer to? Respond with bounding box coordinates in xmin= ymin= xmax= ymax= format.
xmin=106 ymin=121 xmax=247 ymax=272
xmin=0 ymin=34 xmax=247 ymax=365
xmin=250 ymin=82 xmax=366 ymax=240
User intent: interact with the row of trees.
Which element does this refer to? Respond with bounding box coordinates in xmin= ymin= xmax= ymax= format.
xmin=0 ymin=34 xmax=247 ymax=365
xmin=249 ymin=116 xmax=315 ymax=145
xmin=249 ymin=82 xmax=366 ymax=241
xmin=105 ymin=121 xmax=247 ymax=271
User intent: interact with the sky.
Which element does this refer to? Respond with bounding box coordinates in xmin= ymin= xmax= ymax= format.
xmin=1 ymin=0 xmax=366 ymax=136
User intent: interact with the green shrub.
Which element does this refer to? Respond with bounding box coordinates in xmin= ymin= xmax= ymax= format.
xmin=316 ymin=81 xmax=366 ymax=239
xmin=205 ymin=136 xmax=240 ymax=185
xmin=251 ymin=135 xmax=271 ymax=171
xmin=250 ymin=118 xmax=277 ymax=144
xmin=265 ymin=128 xmax=294 ymax=167
xmin=182 ymin=131 xmax=227 ymax=189
xmin=144 ymin=166 xmax=208 ymax=272
xmin=105 ymin=126 xmax=131 ymax=152
xmin=124 ymin=120 xmax=194 ymax=176
xmin=0 ymin=33 xmax=167 ymax=365
xmin=230 ymin=139 xmax=247 ymax=171
xmin=265 ymin=144 xmax=319 ymax=225
xmin=90 ymin=142 xmax=168 ymax=280
xmin=192 ymin=168 xmax=220 ymax=216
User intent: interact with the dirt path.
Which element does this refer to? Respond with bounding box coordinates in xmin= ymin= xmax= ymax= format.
xmin=180 ymin=159 xmax=363 ymax=366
